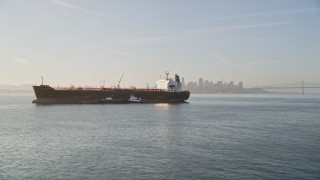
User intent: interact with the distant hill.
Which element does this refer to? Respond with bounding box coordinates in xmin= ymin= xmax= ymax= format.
xmin=0 ymin=84 xmax=33 ymax=93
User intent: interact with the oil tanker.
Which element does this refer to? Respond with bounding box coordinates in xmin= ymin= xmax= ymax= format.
xmin=32 ymin=72 xmax=190 ymax=104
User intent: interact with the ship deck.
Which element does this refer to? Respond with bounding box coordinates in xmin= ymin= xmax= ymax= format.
xmin=54 ymin=87 xmax=166 ymax=92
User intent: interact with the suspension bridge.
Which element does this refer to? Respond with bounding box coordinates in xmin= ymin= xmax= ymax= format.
xmin=256 ymin=81 xmax=320 ymax=94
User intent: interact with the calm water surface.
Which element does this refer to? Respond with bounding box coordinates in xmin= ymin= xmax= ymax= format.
xmin=0 ymin=94 xmax=320 ymax=179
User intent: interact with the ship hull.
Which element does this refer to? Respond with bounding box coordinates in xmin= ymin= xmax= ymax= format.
xmin=32 ymin=85 xmax=190 ymax=104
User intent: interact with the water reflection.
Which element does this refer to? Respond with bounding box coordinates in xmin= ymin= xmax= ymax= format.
xmin=154 ymin=104 xmax=171 ymax=150
xmin=154 ymin=103 xmax=170 ymax=110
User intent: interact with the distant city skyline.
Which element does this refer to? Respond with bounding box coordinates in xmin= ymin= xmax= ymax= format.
xmin=183 ymin=77 xmax=245 ymax=94
xmin=1 ymin=0 xmax=320 ymax=87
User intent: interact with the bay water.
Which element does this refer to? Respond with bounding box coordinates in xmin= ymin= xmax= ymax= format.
xmin=0 ymin=94 xmax=319 ymax=179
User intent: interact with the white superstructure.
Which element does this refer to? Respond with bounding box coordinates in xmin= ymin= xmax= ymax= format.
xmin=156 ymin=72 xmax=182 ymax=92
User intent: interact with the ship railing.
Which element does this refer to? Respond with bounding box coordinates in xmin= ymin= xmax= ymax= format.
xmin=54 ymin=87 xmax=115 ymax=91
xmin=53 ymin=87 xmax=167 ymax=92
xmin=130 ymin=88 xmax=166 ymax=92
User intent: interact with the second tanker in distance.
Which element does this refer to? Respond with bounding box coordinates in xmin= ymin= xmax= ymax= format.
xmin=32 ymin=72 xmax=190 ymax=104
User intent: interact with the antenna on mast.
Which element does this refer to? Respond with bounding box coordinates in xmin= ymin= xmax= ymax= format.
xmin=165 ymin=71 xmax=169 ymax=80
xmin=117 ymin=72 xmax=124 ymax=88
xmin=41 ymin=76 xmax=43 ymax=85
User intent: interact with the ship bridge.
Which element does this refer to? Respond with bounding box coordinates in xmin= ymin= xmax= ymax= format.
xmin=156 ymin=72 xmax=182 ymax=92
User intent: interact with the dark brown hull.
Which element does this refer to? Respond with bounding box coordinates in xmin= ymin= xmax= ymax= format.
xmin=32 ymin=85 xmax=190 ymax=104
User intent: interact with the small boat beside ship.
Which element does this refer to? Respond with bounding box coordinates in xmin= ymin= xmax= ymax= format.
xmin=32 ymin=72 xmax=190 ymax=104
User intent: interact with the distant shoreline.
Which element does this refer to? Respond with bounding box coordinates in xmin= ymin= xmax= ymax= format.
xmin=0 ymin=84 xmax=33 ymax=94
xmin=0 ymin=85 xmax=318 ymax=94
xmin=0 ymin=89 xmax=33 ymax=94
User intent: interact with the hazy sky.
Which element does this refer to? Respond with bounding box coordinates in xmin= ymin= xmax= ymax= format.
xmin=0 ymin=0 xmax=319 ymax=87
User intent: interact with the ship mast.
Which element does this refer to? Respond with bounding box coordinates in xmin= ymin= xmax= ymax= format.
xmin=117 ymin=72 xmax=124 ymax=88
xmin=99 ymin=81 xmax=105 ymax=88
